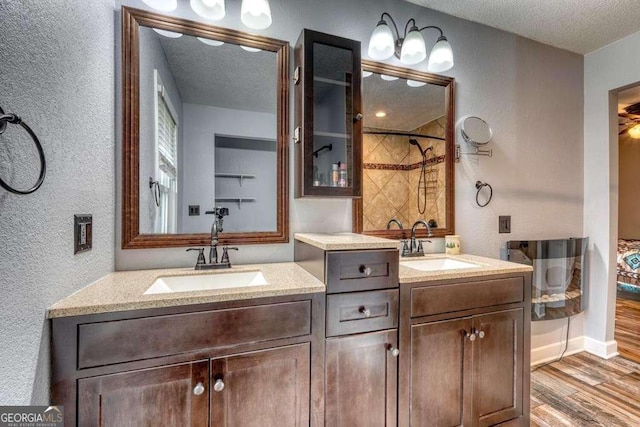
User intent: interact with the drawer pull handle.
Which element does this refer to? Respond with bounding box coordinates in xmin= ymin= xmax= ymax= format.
xmin=359 ymin=265 xmax=372 ymax=276
xmin=193 ymin=382 xmax=205 ymax=395
xmin=359 ymin=306 xmax=372 ymax=318
xmin=388 ymin=346 xmax=400 ymax=357
xmin=213 ymin=379 xmax=225 ymax=392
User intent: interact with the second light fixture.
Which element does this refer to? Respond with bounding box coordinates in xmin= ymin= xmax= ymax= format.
xmin=368 ymin=13 xmax=454 ymax=72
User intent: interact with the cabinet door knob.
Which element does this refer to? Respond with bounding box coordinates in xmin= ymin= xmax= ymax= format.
xmin=465 ymin=331 xmax=476 ymax=342
xmin=388 ymin=346 xmax=400 ymax=357
xmin=359 ymin=306 xmax=372 ymax=318
xmin=477 ymin=330 xmax=485 ymax=339
xmin=355 ymin=113 xmax=363 ymax=121
xmin=359 ymin=265 xmax=372 ymax=276
xmin=213 ymin=378 xmax=225 ymax=392
xmin=193 ymin=382 xmax=205 ymax=395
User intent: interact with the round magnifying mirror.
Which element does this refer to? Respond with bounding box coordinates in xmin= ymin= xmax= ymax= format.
xmin=461 ymin=116 xmax=492 ymax=146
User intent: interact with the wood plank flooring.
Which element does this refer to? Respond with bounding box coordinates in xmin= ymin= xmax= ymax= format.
xmin=615 ymin=297 xmax=640 ymax=363
xmin=531 ymin=353 xmax=640 ymax=426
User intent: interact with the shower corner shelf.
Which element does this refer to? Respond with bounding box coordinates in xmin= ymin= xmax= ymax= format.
xmin=214 ymin=197 xmax=256 ymax=209
xmin=214 ymin=173 xmax=256 ymax=187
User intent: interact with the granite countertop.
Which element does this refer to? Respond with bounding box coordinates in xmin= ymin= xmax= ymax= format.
xmin=399 ymin=253 xmax=532 ymax=284
xmin=47 ymin=262 xmax=325 ymax=319
xmin=294 ymin=232 xmax=401 ymax=251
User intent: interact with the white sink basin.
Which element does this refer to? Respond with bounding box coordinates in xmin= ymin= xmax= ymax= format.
xmin=401 ymin=258 xmax=480 ymax=272
xmin=144 ymin=271 xmax=268 ymax=295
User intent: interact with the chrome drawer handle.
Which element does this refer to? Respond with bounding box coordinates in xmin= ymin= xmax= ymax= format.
xmin=359 ymin=306 xmax=372 ymax=318
xmin=359 ymin=265 xmax=372 ymax=276
xmin=193 ymin=382 xmax=205 ymax=395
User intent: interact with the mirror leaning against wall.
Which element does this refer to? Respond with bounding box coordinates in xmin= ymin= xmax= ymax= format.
xmin=121 ymin=7 xmax=289 ymax=249
xmin=353 ymin=60 xmax=455 ymax=240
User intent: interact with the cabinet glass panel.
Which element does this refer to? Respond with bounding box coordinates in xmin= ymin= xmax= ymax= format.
xmin=312 ymin=43 xmax=354 ymax=188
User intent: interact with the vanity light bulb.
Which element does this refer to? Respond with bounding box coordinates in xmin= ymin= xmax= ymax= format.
xmin=400 ymin=27 xmax=427 ymax=65
xmin=629 ymin=124 xmax=640 ymax=139
xmin=197 ymin=37 xmax=225 ymax=46
xmin=368 ymin=21 xmax=395 ymax=60
xmin=407 ymin=79 xmax=427 ymax=87
xmin=153 ymin=28 xmax=183 ymax=38
xmin=241 ymin=0 xmax=272 ymax=30
xmin=380 ymin=74 xmax=399 ymax=81
xmin=141 ymin=0 xmax=177 ymax=12
xmin=190 ymin=0 xmax=226 ymax=21
xmin=427 ymin=36 xmax=454 ymax=72
xmin=241 ymin=45 xmax=262 ymax=52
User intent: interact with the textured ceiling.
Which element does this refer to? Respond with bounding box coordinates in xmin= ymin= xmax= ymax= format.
xmin=157 ymin=31 xmax=277 ymax=113
xmin=406 ymin=0 xmax=640 ymax=54
xmin=363 ymin=73 xmax=445 ymax=132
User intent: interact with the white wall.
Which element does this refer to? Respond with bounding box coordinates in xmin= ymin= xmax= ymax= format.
xmin=179 ymin=104 xmax=276 ymax=233
xmin=583 ymin=31 xmax=640 ymax=358
xmin=0 ymin=0 xmax=115 ymax=404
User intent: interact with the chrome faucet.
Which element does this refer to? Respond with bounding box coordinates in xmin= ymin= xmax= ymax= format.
xmin=187 ymin=207 xmax=237 ymax=270
xmin=403 ymin=220 xmax=433 ymax=257
xmin=386 ymin=218 xmax=403 ymax=230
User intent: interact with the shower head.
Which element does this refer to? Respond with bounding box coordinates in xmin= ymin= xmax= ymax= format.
xmin=409 ymin=138 xmax=431 ymax=157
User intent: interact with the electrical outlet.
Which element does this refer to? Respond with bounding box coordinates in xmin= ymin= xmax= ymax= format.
xmin=189 ymin=205 xmax=200 ymax=216
xmin=74 ymin=215 xmax=92 ymax=254
xmin=499 ymin=216 xmax=511 ymax=234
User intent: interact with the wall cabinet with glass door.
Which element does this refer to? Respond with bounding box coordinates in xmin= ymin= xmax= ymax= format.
xmin=294 ymin=29 xmax=363 ymax=197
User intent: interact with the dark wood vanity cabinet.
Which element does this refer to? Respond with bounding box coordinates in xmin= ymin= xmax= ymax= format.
xmin=51 ymin=294 xmax=324 ymax=427
xmin=294 ymin=29 xmax=363 ymax=198
xmin=399 ymin=274 xmax=531 ymax=427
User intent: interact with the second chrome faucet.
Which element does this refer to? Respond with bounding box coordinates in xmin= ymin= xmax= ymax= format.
xmin=187 ymin=207 xmax=238 ymax=270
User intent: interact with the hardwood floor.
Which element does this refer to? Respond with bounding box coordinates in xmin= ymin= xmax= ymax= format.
xmin=531 ymin=352 xmax=640 ymax=426
xmin=615 ymin=297 xmax=640 ymax=363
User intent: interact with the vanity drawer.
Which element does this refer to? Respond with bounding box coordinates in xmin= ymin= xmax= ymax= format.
xmin=77 ymin=301 xmax=311 ymax=369
xmin=410 ymin=277 xmax=524 ymax=318
xmin=326 ymin=290 xmax=399 ymax=337
xmin=326 ymin=249 xmax=399 ymax=293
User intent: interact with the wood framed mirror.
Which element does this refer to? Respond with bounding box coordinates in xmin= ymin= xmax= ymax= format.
xmin=121 ymin=7 xmax=289 ymax=249
xmin=353 ymin=60 xmax=455 ymax=240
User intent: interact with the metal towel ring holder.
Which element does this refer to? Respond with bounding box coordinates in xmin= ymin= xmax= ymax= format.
xmin=0 ymin=106 xmax=47 ymax=195
xmin=475 ymin=181 xmax=493 ymax=207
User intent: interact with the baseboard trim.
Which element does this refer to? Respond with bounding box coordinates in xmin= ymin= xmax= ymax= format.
xmin=531 ymin=336 xmax=585 ymax=366
xmin=584 ymin=337 xmax=619 ymax=359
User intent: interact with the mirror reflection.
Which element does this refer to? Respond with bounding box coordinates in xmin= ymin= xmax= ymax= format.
xmin=138 ymin=26 xmax=278 ymax=235
xmin=362 ymin=72 xmax=448 ymax=232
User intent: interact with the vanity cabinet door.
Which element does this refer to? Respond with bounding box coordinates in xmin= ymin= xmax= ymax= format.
xmin=294 ymin=29 xmax=362 ymax=198
xmin=472 ymin=309 xmax=524 ymax=427
xmin=325 ymin=329 xmax=398 ymax=427
xmin=210 ymin=344 xmax=310 ymax=426
xmin=77 ymin=360 xmax=209 ymax=427
xmin=407 ymin=318 xmax=473 ymax=427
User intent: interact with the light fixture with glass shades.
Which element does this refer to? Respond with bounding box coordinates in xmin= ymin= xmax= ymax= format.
xmin=197 ymin=37 xmax=224 ymax=46
xmin=368 ymin=13 xmax=454 ymax=72
xmin=143 ymin=0 xmax=273 ymax=30
xmin=153 ymin=28 xmax=183 ymax=38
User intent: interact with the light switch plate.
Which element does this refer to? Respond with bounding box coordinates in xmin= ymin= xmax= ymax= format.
xmin=74 ymin=214 xmax=92 ymax=254
xmin=499 ymin=215 xmax=511 ymax=234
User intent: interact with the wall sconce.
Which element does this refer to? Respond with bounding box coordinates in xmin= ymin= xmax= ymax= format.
xmin=143 ymin=0 xmax=272 ymax=30
xmin=368 ymin=13 xmax=454 ymax=72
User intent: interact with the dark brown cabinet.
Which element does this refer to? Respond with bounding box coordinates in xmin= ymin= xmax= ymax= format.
xmin=294 ymin=29 xmax=362 ymax=198
xmin=399 ymin=274 xmax=531 ymax=427
xmin=325 ymin=330 xmax=398 ymax=426
xmin=78 ymin=360 xmax=209 ymax=427
xmin=210 ymin=344 xmax=311 ymax=426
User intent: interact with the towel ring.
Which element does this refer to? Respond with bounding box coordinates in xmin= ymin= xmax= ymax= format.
xmin=475 ymin=180 xmax=493 ymax=207
xmin=0 ymin=107 xmax=47 ymax=195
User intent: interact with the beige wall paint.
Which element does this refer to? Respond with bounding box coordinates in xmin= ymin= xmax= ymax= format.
xmin=619 ymin=134 xmax=640 ymax=239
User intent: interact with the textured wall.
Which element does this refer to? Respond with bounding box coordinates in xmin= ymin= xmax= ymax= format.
xmin=618 ymin=134 xmax=640 ymax=240
xmin=0 ymin=0 xmax=115 ymax=404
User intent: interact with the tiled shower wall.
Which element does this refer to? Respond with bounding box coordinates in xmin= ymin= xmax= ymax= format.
xmin=362 ymin=116 xmax=447 ymax=230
